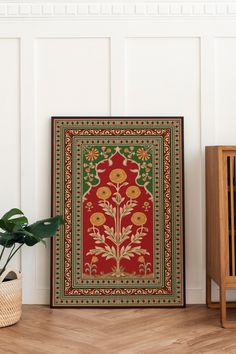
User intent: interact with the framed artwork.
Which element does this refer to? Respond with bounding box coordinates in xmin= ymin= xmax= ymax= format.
xmin=51 ymin=117 xmax=185 ymax=307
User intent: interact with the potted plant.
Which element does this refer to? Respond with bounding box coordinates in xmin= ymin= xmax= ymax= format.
xmin=0 ymin=208 xmax=63 ymax=327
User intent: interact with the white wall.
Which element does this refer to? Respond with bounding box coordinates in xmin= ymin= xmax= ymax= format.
xmin=1 ymin=1 xmax=236 ymax=304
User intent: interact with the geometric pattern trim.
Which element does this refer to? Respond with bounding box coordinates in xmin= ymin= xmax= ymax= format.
xmin=51 ymin=117 xmax=185 ymax=307
xmin=0 ymin=3 xmax=236 ymax=20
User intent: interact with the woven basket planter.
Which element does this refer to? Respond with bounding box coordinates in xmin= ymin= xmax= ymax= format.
xmin=0 ymin=269 xmax=22 ymax=328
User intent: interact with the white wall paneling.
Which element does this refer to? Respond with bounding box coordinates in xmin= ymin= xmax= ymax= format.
xmin=35 ymin=37 xmax=110 ymax=300
xmin=126 ymin=37 xmax=202 ymax=304
xmin=0 ymin=38 xmax=20 ymax=271
xmin=1 ymin=5 xmax=236 ymax=304
xmin=20 ymin=36 xmax=39 ymax=303
xmin=215 ymin=37 xmax=236 ymax=145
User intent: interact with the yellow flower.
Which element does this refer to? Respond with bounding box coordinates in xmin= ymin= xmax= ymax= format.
xmin=131 ymin=212 xmax=147 ymax=226
xmin=109 ymin=169 xmax=127 ymax=184
xmin=96 ymin=186 xmax=112 ymax=200
xmin=90 ymin=212 xmax=106 ymax=226
xmin=138 ymin=256 xmax=145 ymax=263
xmin=85 ymin=148 xmax=99 ymax=161
xmin=91 ymin=256 xmax=98 ymax=264
xmin=137 ymin=148 xmax=150 ymax=161
xmin=126 ymin=186 xmax=141 ymax=199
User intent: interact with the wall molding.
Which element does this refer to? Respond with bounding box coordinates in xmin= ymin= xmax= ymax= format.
xmin=1 ymin=2 xmax=236 ymax=19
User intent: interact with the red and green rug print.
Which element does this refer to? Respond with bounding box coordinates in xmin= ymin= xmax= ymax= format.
xmin=51 ymin=117 xmax=185 ymax=307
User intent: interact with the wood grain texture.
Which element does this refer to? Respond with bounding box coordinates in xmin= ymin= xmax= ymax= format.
xmin=206 ymin=146 xmax=236 ymax=328
xmin=1 ymin=305 xmax=236 ymax=353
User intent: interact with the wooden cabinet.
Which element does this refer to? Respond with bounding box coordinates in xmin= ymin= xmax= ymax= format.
xmin=206 ymin=146 xmax=236 ymax=328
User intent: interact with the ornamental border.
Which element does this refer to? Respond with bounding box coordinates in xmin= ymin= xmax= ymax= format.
xmin=63 ymin=127 xmax=172 ymax=296
xmin=51 ymin=117 xmax=184 ymax=307
xmin=0 ymin=2 xmax=236 ymax=19
xmin=74 ymin=137 xmax=163 ymax=288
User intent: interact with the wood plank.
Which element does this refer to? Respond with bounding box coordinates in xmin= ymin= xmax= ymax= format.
xmin=1 ymin=305 xmax=236 ymax=354
xmin=205 ymin=147 xmax=221 ymax=284
xmin=229 ymin=156 xmax=235 ymax=275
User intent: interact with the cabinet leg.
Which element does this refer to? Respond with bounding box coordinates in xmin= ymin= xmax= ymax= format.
xmin=207 ymin=279 xmax=236 ymax=328
xmin=220 ymin=286 xmax=227 ymax=328
xmin=206 ymin=275 xmax=212 ymax=308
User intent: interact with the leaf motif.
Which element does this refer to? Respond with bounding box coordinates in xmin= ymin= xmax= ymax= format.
xmin=120 ymin=200 xmax=137 ymax=218
xmin=103 ymin=225 xmax=117 ymax=243
xmin=103 ymin=255 xmax=115 ymax=260
xmin=122 ymin=225 xmax=132 ymax=236
xmin=122 ymin=255 xmax=132 ymax=260
xmin=119 ymin=225 xmax=133 ymax=243
xmin=112 ymin=194 xmax=125 ymax=206
xmin=131 ymin=227 xmax=148 ymax=244
xmin=88 ymin=228 xmax=105 ymax=244
xmin=119 ymin=245 xmax=131 ymax=258
xmin=120 ymin=245 xmax=149 ymax=260
xmin=97 ymin=169 xmax=106 ymax=173
xmin=98 ymin=201 xmax=116 ymax=217
xmin=87 ymin=245 xmax=117 ymax=260
xmin=104 ymin=225 xmax=114 ymax=237
xmin=130 ymin=169 xmax=139 ymax=173
xmin=104 ymin=245 xmax=116 ymax=255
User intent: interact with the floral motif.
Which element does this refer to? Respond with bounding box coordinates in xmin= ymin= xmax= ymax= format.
xmin=85 ymin=201 xmax=93 ymax=212
xmin=131 ymin=212 xmax=147 ymax=226
xmin=90 ymin=212 xmax=106 ymax=226
xmin=138 ymin=256 xmax=151 ymax=276
xmin=109 ymin=169 xmax=127 ymax=184
xmin=91 ymin=256 xmax=98 ymax=263
xmin=96 ymin=186 xmax=112 ymax=200
xmin=123 ymin=146 xmax=135 ymax=159
xmin=85 ymin=148 xmax=99 ymax=161
xmin=141 ymin=172 xmax=152 ymax=183
xmin=142 ymin=201 xmax=151 ymax=212
xmin=138 ymin=256 xmax=145 ymax=263
xmin=126 ymin=186 xmax=141 ymax=199
xmin=137 ymin=148 xmax=151 ymax=161
xmin=85 ymin=256 xmax=98 ymax=276
xmin=100 ymin=147 xmax=113 ymax=159
xmin=86 ymin=161 xmax=150 ymax=277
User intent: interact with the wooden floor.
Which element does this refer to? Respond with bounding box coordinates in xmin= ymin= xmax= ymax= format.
xmin=1 ymin=305 xmax=236 ymax=353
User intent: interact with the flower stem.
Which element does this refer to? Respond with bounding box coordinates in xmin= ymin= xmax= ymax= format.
xmin=8 ymin=244 xmax=16 ymax=260
xmin=0 ymin=244 xmax=23 ymax=277
xmin=0 ymin=245 xmax=6 ymax=263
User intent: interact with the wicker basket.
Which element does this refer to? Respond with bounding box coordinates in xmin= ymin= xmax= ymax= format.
xmin=0 ymin=268 xmax=22 ymax=328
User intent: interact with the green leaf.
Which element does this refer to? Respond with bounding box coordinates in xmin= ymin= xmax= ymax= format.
xmin=24 ymin=234 xmax=40 ymax=246
xmin=0 ymin=209 xmax=28 ymax=233
xmin=0 ymin=213 xmax=63 ymax=249
xmin=25 ymin=215 xmax=63 ymax=240
xmin=14 ymin=230 xmax=45 ymax=246
xmin=0 ymin=233 xmax=16 ymax=248
xmin=9 ymin=216 xmax=28 ymax=226
xmin=1 ymin=208 xmax=24 ymax=221
xmin=0 ymin=219 xmax=23 ymax=233
xmin=0 ymin=220 xmax=8 ymax=231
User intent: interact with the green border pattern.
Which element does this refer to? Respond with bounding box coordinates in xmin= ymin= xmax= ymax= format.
xmin=51 ymin=118 xmax=184 ymax=307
